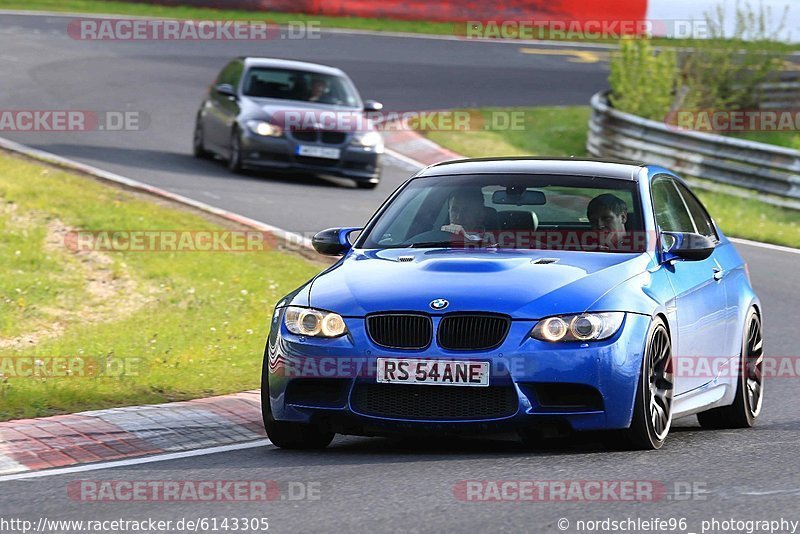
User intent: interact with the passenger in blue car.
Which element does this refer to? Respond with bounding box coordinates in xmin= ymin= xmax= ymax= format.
xmin=587 ymin=193 xmax=629 ymax=249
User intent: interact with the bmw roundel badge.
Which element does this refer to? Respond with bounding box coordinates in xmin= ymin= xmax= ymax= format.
xmin=430 ymin=299 xmax=449 ymax=310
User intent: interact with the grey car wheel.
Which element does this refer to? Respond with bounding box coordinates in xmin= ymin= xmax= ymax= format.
xmin=697 ymin=308 xmax=763 ymax=428
xmin=192 ymin=119 xmax=210 ymax=159
xmin=228 ymin=128 xmax=244 ymax=174
xmin=612 ymin=317 xmax=674 ymax=450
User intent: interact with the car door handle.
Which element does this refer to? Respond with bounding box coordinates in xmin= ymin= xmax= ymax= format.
xmin=712 ymin=267 xmax=724 ymax=281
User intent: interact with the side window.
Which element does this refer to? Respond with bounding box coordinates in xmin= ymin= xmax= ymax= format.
xmin=227 ymin=62 xmax=243 ymax=89
xmin=216 ymin=61 xmax=243 ymax=88
xmin=674 ymin=182 xmax=718 ymax=240
xmin=215 ymin=62 xmax=234 ymax=84
xmin=651 ymin=176 xmax=696 ymax=233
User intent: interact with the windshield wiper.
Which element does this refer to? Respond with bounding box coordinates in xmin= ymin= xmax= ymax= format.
xmin=408 ymin=241 xmax=457 ymax=248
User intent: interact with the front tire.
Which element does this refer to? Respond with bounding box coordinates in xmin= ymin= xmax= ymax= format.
xmin=697 ymin=308 xmax=763 ymax=429
xmin=616 ymin=317 xmax=674 ymax=450
xmin=228 ymin=128 xmax=244 ymax=174
xmin=355 ymin=180 xmax=378 ymax=190
xmin=260 ymin=359 xmax=334 ymax=450
xmin=192 ymin=118 xmax=210 ymax=159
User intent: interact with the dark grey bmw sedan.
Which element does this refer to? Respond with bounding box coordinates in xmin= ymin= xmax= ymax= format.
xmin=193 ymin=57 xmax=384 ymax=188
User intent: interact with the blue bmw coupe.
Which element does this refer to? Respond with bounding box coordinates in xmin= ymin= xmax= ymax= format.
xmin=261 ymin=158 xmax=763 ymax=450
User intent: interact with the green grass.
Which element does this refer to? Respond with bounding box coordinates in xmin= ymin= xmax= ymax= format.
xmin=733 ymin=131 xmax=800 ymax=151
xmin=4 ymin=0 xmax=800 ymax=50
xmin=422 ymin=106 xmax=800 ymax=249
xmin=425 ymin=106 xmax=591 ymax=158
xmin=0 ymin=152 xmax=323 ymax=421
xmin=690 ymin=179 xmax=800 ymax=248
xmin=0 ymin=205 xmax=86 ymax=338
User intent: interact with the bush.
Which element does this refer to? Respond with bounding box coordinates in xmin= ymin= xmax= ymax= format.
xmin=679 ymin=1 xmax=788 ymax=110
xmin=609 ymin=2 xmax=788 ymax=119
xmin=609 ymin=39 xmax=678 ymax=120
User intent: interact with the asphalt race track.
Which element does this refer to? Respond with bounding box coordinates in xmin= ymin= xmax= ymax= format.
xmin=2 ymin=11 xmax=800 ymax=533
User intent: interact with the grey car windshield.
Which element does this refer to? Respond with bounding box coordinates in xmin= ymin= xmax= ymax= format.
xmin=242 ymin=68 xmax=361 ymax=107
xmin=358 ymin=174 xmax=646 ymax=253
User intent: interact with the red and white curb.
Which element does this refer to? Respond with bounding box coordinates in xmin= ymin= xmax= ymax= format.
xmin=382 ymin=131 xmax=462 ymax=167
xmin=0 ymin=391 xmax=264 ymax=475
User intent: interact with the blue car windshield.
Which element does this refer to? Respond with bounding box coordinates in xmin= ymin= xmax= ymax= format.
xmin=358 ymin=174 xmax=646 ymax=253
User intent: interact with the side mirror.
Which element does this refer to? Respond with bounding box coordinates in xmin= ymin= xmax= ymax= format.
xmin=363 ymin=100 xmax=383 ymax=112
xmin=660 ymin=231 xmax=715 ymax=262
xmin=312 ymin=227 xmax=361 ymax=256
xmin=215 ymin=83 xmax=237 ymax=99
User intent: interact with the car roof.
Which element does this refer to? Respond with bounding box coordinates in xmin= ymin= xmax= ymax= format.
xmin=415 ymin=157 xmax=646 ymax=181
xmin=240 ymin=57 xmax=346 ymax=77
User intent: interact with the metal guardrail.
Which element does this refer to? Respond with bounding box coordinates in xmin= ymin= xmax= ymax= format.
xmin=587 ymin=91 xmax=800 ymax=201
xmin=759 ymin=72 xmax=800 ymax=109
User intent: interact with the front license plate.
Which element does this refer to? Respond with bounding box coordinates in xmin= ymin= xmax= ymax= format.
xmin=296 ymin=145 xmax=341 ymax=159
xmin=376 ymin=358 xmax=490 ymax=387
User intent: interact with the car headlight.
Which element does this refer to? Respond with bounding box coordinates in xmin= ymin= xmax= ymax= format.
xmin=531 ymin=312 xmax=624 ymax=342
xmin=352 ymin=130 xmax=383 ymax=148
xmin=246 ymin=120 xmax=283 ymax=137
xmin=284 ymin=306 xmax=347 ymax=337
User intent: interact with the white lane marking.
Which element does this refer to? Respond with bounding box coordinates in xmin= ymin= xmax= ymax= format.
xmin=729 ymin=237 xmax=800 ymax=255
xmin=0 ymin=440 xmax=272 ymax=482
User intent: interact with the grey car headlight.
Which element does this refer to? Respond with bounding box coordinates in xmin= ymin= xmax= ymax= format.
xmin=284 ymin=306 xmax=347 ymax=337
xmin=246 ymin=120 xmax=283 ymax=137
xmin=351 ymin=130 xmax=383 ymax=149
xmin=531 ymin=312 xmax=625 ymax=342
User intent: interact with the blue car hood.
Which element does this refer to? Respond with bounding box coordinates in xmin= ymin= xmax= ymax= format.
xmin=307 ymin=249 xmax=652 ymax=318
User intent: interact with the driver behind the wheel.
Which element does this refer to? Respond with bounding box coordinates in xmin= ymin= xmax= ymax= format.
xmin=441 ymin=189 xmax=488 ymax=240
xmin=308 ymin=77 xmax=330 ymax=103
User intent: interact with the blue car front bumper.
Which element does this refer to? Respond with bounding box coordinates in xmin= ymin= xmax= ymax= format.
xmin=264 ymin=312 xmax=650 ymax=435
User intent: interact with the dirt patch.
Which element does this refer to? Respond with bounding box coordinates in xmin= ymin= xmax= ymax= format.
xmin=0 ymin=201 xmax=156 ymax=350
